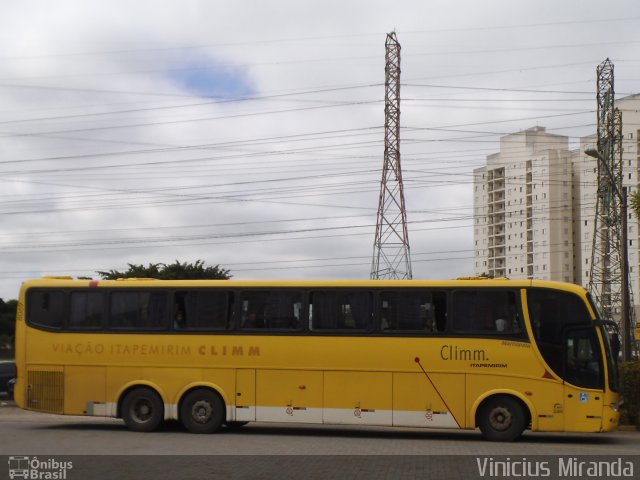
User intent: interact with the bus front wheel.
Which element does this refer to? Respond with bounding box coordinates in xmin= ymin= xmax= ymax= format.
xmin=180 ymin=389 xmax=225 ymax=434
xmin=121 ymin=387 xmax=164 ymax=432
xmin=477 ymin=395 xmax=527 ymax=442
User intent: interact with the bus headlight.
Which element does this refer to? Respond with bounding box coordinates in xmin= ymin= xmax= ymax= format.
xmin=609 ymin=402 xmax=619 ymax=412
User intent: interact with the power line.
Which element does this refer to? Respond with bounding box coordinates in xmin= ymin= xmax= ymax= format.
xmin=3 ymin=15 xmax=639 ymax=61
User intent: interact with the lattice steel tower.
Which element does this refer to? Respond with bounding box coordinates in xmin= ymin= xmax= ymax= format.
xmin=371 ymin=32 xmax=412 ymax=280
xmin=588 ymin=58 xmax=625 ymax=323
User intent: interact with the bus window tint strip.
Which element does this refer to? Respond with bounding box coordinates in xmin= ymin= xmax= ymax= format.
xmin=26 ymin=286 xmax=532 ymax=340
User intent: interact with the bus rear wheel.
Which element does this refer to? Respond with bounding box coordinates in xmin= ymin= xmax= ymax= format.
xmin=121 ymin=387 xmax=164 ymax=432
xmin=180 ymin=389 xmax=225 ymax=434
xmin=477 ymin=395 xmax=527 ymax=442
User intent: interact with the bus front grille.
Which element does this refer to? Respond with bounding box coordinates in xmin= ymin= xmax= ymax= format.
xmin=27 ymin=370 xmax=64 ymax=414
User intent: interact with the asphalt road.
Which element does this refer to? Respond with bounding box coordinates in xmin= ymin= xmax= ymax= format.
xmin=1 ymin=399 xmax=638 ymax=479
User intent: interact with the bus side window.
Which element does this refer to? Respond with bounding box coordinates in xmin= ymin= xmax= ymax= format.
xmin=379 ymin=291 xmax=445 ymax=333
xmin=142 ymin=293 xmax=167 ymax=328
xmin=195 ymin=290 xmax=231 ymax=330
xmin=240 ymin=292 xmax=264 ymax=329
xmin=453 ymin=290 xmax=520 ymax=336
xmin=432 ymin=291 xmax=448 ymax=332
xmin=173 ymin=290 xmax=230 ymax=330
xmin=27 ymin=290 xmax=65 ymax=329
xmin=341 ymin=292 xmax=370 ymax=329
xmin=309 ymin=292 xmax=336 ymax=329
xmin=173 ymin=291 xmax=187 ymax=329
xmin=110 ymin=292 xmax=138 ymax=328
xmin=264 ymin=292 xmax=301 ymax=329
xmin=69 ymin=291 xmax=104 ymax=329
xmin=240 ymin=291 xmax=302 ymax=331
xmin=310 ymin=291 xmax=371 ymax=331
xmin=109 ymin=292 xmax=167 ymax=330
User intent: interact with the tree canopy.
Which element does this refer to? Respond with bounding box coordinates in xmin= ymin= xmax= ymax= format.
xmin=96 ymin=260 xmax=231 ymax=281
xmin=0 ymin=298 xmax=18 ymax=347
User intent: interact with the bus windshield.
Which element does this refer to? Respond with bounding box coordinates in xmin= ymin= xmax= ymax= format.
xmin=599 ymin=325 xmax=621 ymax=392
xmin=587 ymin=293 xmax=620 ymax=392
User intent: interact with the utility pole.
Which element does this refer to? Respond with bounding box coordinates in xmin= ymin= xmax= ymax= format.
xmin=371 ymin=32 xmax=412 ymax=280
xmin=586 ymin=58 xmax=633 ymax=360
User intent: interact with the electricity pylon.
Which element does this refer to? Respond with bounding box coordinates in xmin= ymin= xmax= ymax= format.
xmin=586 ymin=58 xmax=635 ymax=360
xmin=371 ymin=32 xmax=412 ymax=280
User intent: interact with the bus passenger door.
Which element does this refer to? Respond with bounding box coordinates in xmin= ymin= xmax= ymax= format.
xmin=235 ymin=369 xmax=255 ymax=422
xmin=562 ymin=327 xmax=605 ymax=432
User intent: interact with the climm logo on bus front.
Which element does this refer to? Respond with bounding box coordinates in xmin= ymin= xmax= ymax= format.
xmin=439 ymin=344 xmax=509 ymax=368
xmin=440 ymin=344 xmax=488 ymax=361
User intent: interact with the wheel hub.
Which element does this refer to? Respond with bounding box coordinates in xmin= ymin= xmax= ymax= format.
xmin=192 ymin=400 xmax=213 ymax=424
xmin=489 ymin=406 xmax=512 ymax=431
xmin=135 ymin=400 xmax=152 ymax=421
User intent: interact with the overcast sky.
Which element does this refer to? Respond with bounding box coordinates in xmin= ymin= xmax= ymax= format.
xmin=0 ymin=0 xmax=639 ymax=299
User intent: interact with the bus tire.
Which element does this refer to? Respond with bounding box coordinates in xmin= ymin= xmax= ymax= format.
xmin=121 ymin=387 xmax=164 ymax=432
xmin=477 ymin=395 xmax=527 ymax=442
xmin=180 ymin=389 xmax=225 ymax=434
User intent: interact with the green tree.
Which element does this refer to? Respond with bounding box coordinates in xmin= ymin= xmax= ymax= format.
xmin=96 ymin=260 xmax=231 ymax=280
xmin=0 ymin=298 xmax=18 ymax=355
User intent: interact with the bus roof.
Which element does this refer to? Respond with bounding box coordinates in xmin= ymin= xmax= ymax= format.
xmin=19 ymin=277 xmax=589 ymax=295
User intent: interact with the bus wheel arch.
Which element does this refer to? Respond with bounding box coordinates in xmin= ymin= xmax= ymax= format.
xmin=119 ymin=385 xmax=165 ymax=432
xmin=475 ymin=394 xmax=531 ymax=442
xmin=179 ymin=387 xmax=226 ymax=434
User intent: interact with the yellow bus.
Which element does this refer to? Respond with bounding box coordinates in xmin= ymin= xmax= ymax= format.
xmin=14 ymin=277 xmax=621 ymax=441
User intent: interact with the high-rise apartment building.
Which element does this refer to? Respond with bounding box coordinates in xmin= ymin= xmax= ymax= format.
xmin=473 ymin=126 xmax=574 ymax=282
xmin=473 ymin=94 xmax=640 ymax=322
